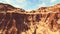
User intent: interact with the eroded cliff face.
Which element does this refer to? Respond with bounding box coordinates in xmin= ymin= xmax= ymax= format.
xmin=0 ymin=3 xmax=60 ymax=34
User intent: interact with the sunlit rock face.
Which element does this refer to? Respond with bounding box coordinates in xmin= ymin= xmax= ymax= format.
xmin=0 ymin=3 xmax=60 ymax=34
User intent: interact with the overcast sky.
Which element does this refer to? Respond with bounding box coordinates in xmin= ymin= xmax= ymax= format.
xmin=0 ymin=0 xmax=60 ymax=11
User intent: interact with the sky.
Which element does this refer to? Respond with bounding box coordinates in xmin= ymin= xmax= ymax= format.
xmin=0 ymin=0 xmax=60 ymax=11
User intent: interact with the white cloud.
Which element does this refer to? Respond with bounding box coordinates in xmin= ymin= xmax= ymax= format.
xmin=5 ymin=0 xmax=28 ymax=8
xmin=16 ymin=0 xmax=27 ymax=3
xmin=38 ymin=3 xmax=46 ymax=7
xmin=50 ymin=0 xmax=56 ymax=2
xmin=6 ymin=0 xmax=27 ymax=4
xmin=6 ymin=0 xmax=10 ymax=4
xmin=12 ymin=4 xmax=27 ymax=8
xmin=15 ymin=0 xmax=28 ymax=8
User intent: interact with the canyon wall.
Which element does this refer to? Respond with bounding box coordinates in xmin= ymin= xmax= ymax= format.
xmin=0 ymin=3 xmax=60 ymax=34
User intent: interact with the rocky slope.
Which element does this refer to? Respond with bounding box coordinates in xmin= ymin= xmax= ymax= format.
xmin=0 ymin=3 xmax=60 ymax=34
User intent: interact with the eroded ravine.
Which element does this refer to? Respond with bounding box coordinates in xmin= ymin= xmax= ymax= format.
xmin=0 ymin=3 xmax=60 ymax=34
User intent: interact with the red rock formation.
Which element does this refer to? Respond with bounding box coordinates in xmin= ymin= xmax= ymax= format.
xmin=0 ymin=3 xmax=60 ymax=34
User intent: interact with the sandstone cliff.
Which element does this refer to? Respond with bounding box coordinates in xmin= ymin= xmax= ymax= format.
xmin=0 ymin=3 xmax=60 ymax=34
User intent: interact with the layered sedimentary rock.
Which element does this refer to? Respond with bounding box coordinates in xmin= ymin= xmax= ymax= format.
xmin=0 ymin=3 xmax=60 ymax=34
